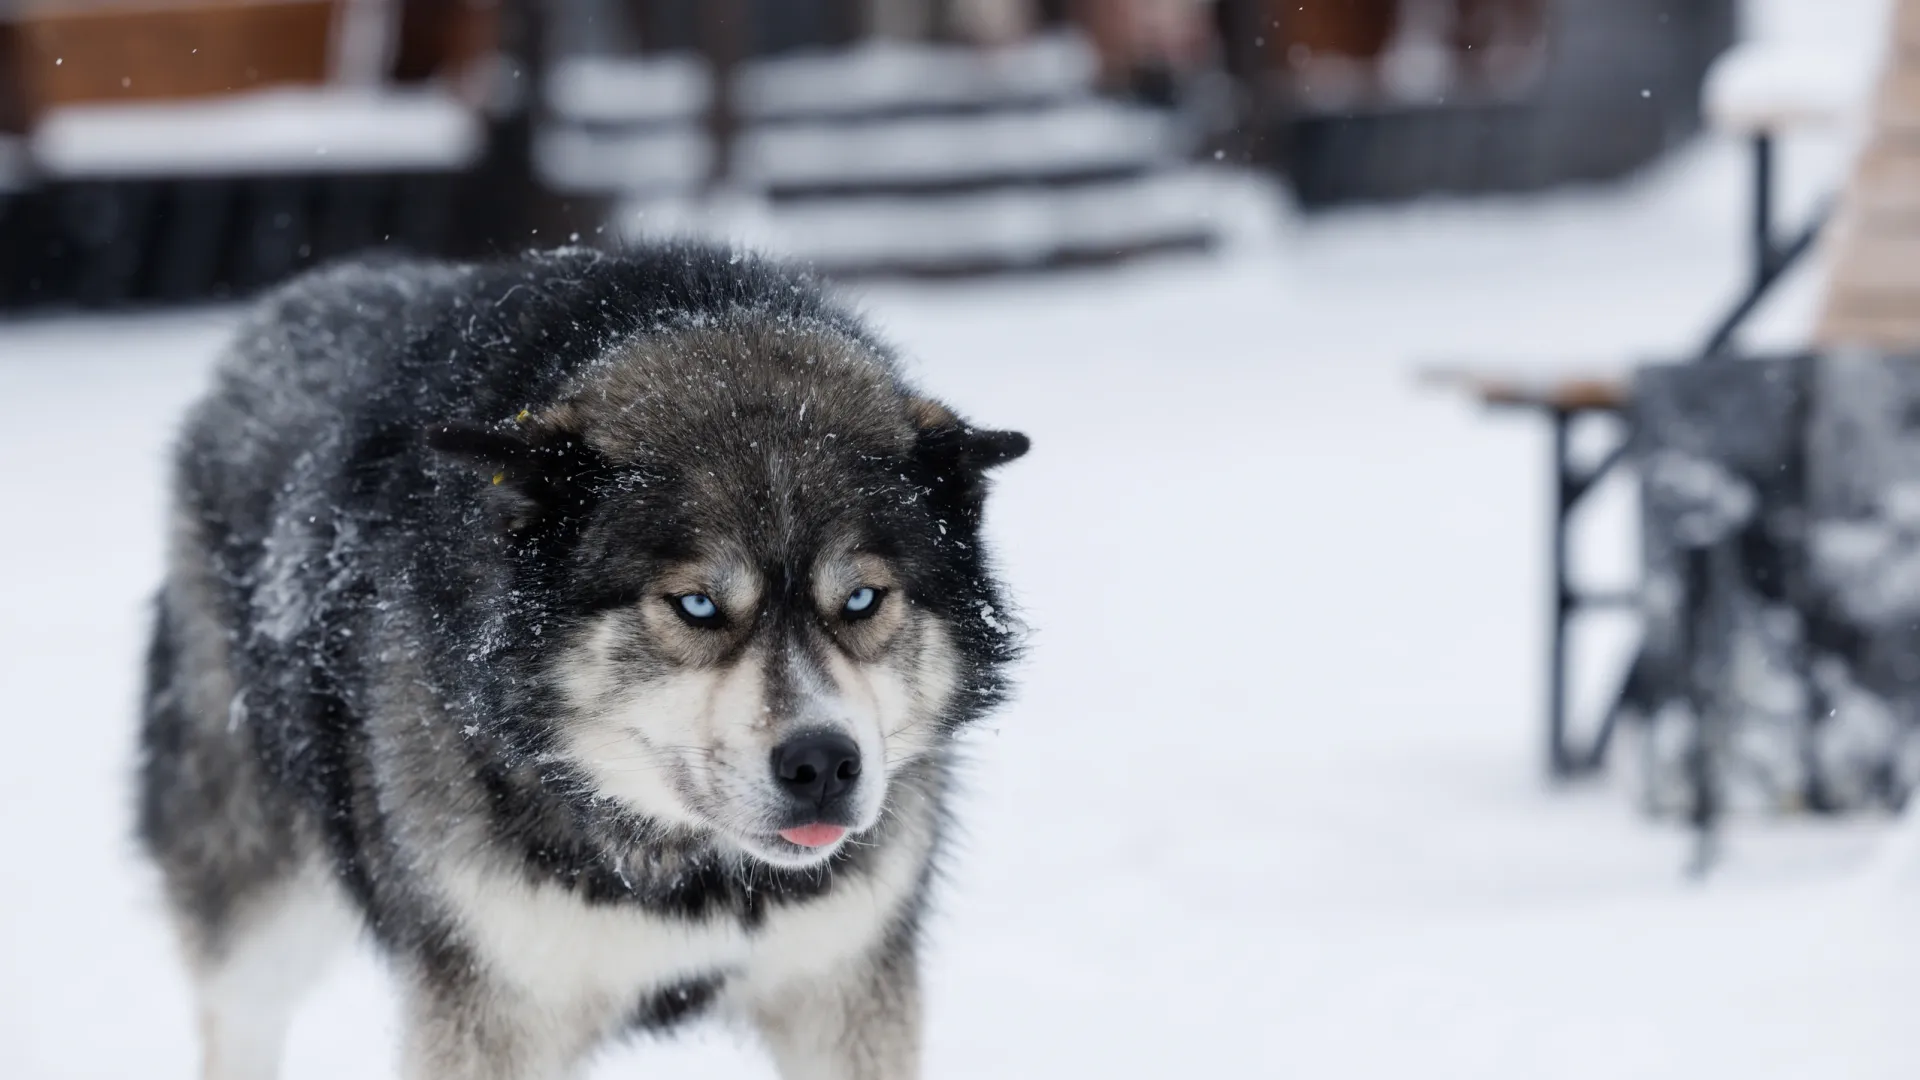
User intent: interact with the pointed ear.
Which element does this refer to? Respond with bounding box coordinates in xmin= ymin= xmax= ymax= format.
xmin=949 ymin=426 xmax=1031 ymax=469
xmin=907 ymin=396 xmax=1029 ymax=471
xmin=426 ymin=422 xmax=602 ymax=528
xmin=906 ymin=397 xmax=1028 ymax=514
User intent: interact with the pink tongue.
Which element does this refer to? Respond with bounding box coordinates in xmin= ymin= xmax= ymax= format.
xmin=779 ymin=824 xmax=847 ymax=848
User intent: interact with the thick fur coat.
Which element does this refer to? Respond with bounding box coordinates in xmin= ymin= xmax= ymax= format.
xmin=137 ymin=245 xmax=1027 ymax=1079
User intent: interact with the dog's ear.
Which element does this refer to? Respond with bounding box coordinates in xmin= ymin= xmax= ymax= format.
xmin=427 ymin=422 xmax=603 ymax=529
xmin=906 ymin=397 xmax=1028 ymax=511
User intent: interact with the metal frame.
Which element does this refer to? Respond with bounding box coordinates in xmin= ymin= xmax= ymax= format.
xmin=1542 ymin=131 xmax=1831 ymax=779
xmin=1544 ymin=403 xmax=1636 ymax=777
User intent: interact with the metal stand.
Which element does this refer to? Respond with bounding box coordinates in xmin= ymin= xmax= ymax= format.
xmin=1700 ymin=134 xmax=1834 ymax=359
xmin=1545 ymin=404 xmax=1636 ymax=777
xmin=1542 ymin=131 xmax=1829 ymax=779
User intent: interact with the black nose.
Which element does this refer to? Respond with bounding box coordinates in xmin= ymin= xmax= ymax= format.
xmin=772 ymin=731 xmax=862 ymax=807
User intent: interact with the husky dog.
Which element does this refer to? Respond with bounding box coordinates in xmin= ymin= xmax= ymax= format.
xmin=137 ymin=245 xmax=1028 ymax=1079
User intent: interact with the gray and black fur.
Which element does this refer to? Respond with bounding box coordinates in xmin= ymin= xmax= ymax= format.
xmin=137 ymin=245 xmax=1027 ymax=1079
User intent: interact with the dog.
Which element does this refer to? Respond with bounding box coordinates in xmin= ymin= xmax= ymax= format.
xmin=137 ymin=244 xmax=1029 ymax=1079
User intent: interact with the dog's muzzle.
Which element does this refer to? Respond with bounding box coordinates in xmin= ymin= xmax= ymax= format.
xmin=770 ymin=730 xmax=862 ymax=822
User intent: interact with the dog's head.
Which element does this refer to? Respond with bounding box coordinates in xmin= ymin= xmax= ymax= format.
xmin=431 ymin=317 xmax=1026 ymax=868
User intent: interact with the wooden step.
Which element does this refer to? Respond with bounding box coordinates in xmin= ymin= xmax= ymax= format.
xmin=538 ymin=99 xmax=1177 ymax=198
xmin=546 ymin=33 xmax=1099 ymax=128
xmin=616 ymin=166 xmax=1231 ymax=279
xmin=545 ymin=53 xmax=709 ymax=128
xmin=536 ymin=125 xmax=708 ymax=195
xmin=741 ymin=33 xmax=1096 ymax=120
xmin=741 ymin=101 xmax=1173 ymax=193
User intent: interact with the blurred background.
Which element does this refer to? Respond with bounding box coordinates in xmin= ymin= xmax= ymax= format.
xmin=0 ymin=0 xmax=1737 ymax=296
xmin=6 ymin=1 xmax=1920 ymax=1078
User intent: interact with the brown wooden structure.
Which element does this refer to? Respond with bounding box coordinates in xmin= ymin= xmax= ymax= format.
xmin=1816 ymin=0 xmax=1920 ymax=350
xmin=7 ymin=2 xmax=338 ymax=109
xmin=0 ymin=1 xmax=595 ymax=309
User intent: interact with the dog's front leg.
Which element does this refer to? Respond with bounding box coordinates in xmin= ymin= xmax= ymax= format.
xmin=752 ymin=942 xmax=922 ymax=1080
xmin=397 ymin=973 xmax=580 ymax=1080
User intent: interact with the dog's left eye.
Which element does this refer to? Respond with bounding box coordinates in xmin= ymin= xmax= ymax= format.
xmin=843 ymin=586 xmax=882 ymax=618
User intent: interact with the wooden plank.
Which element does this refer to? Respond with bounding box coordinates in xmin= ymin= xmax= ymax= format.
xmin=1872 ymin=65 xmax=1920 ymax=132
xmin=1824 ymin=229 xmax=1920 ymax=296
xmin=1814 ymin=309 xmax=1920 ymax=351
xmin=1815 ymin=0 xmax=1920 ymax=348
xmin=1896 ymin=0 xmax=1920 ymax=56
xmin=1839 ymin=144 xmax=1920 ymax=217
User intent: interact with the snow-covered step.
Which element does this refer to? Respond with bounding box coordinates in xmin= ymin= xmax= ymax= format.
xmin=545 ymin=33 xmax=1097 ymax=128
xmin=617 ymin=167 xmax=1229 ymax=277
xmin=777 ymin=168 xmax=1220 ymax=272
xmin=742 ymin=100 xmax=1172 ymax=195
xmin=536 ymin=125 xmax=709 ymax=195
xmin=29 ymin=89 xmax=483 ymax=179
xmin=742 ymin=33 xmax=1097 ymax=119
xmin=538 ymin=100 xmax=1176 ymax=197
xmin=546 ymin=53 xmax=710 ymax=128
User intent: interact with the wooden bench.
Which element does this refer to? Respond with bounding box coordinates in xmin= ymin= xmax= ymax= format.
xmin=1419 ymin=368 xmax=1629 ymax=413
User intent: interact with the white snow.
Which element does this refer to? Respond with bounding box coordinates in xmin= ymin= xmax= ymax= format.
xmin=543 ymin=98 xmax=1177 ymax=196
xmin=740 ymin=33 xmax=1096 ymax=119
xmin=627 ymin=168 xmax=1254 ymax=269
xmin=1703 ymin=40 xmax=1878 ymax=135
xmin=548 ymin=53 xmax=712 ymax=126
xmin=537 ymin=125 xmax=712 ymax=193
xmin=30 ymin=88 xmax=484 ymax=179
xmin=740 ymin=100 xmax=1171 ymax=187
xmin=545 ymin=34 xmax=1095 ymax=128
xmin=3 ymin=3 xmax=1915 ymax=1078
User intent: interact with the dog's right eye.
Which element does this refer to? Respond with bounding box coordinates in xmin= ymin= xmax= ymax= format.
xmin=674 ymin=593 xmax=721 ymax=624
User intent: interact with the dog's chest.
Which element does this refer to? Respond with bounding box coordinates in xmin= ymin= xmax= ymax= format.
xmin=440 ymin=844 xmax=919 ymax=1012
xmin=441 ymin=863 xmax=751 ymax=1007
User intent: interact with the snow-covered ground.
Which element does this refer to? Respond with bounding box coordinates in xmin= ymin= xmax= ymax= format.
xmin=4 ymin=5 xmax=1916 ymax=1077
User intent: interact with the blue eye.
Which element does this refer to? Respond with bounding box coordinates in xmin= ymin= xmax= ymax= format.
xmin=677 ymin=593 xmax=719 ymax=621
xmin=844 ymin=587 xmax=879 ymax=616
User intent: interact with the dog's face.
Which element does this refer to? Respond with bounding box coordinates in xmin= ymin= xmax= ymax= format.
xmin=431 ymin=321 xmax=1025 ymax=868
xmin=552 ymin=535 xmax=961 ymax=867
